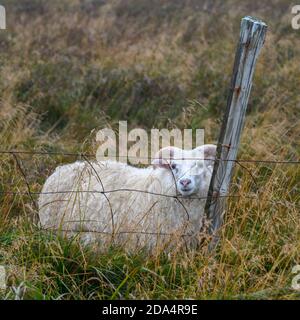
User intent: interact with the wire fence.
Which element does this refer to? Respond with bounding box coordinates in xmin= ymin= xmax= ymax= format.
xmin=1 ymin=149 xmax=300 ymax=164
xmin=0 ymin=149 xmax=299 ymax=240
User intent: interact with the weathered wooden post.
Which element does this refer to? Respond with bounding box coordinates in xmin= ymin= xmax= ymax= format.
xmin=205 ymin=16 xmax=267 ymax=248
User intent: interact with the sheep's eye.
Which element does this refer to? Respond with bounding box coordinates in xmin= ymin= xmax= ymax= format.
xmin=171 ymin=163 xmax=177 ymax=170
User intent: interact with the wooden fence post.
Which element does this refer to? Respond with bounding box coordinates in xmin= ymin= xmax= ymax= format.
xmin=205 ymin=16 xmax=267 ymax=249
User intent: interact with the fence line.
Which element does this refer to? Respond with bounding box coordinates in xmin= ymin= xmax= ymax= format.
xmin=1 ymin=149 xmax=299 ymax=206
xmin=0 ymin=150 xmax=300 ymax=243
xmin=0 ymin=150 xmax=299 ymax=164
xmin=0 ymin=148 xmax=299 ymax=240
xmin=0 ymin=187 xmax=297 ymax=208
xmin=0 ymin=189 xmax=263 ymax=200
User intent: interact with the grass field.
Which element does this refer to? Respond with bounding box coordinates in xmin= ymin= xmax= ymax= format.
xmin=0 ymin=0 xmax=299 ymax=299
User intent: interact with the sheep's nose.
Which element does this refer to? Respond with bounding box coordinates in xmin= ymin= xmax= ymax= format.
xmin=180 ymin=179 xmax=191 ymax=187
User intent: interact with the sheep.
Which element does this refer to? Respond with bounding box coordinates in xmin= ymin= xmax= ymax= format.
xmin=38 ymin=144 xmax=217 ymax=252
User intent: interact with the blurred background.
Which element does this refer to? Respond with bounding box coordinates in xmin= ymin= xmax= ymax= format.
xmin=0 ymin=0 xmax=299 ymax=155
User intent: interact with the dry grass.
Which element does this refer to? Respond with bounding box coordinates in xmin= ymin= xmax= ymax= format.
xmin=0 ymin=0 xmax=299 ymax=299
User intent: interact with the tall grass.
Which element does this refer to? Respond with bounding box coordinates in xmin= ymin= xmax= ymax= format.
xmin=0 ymin=0 xmax=299 ymax=299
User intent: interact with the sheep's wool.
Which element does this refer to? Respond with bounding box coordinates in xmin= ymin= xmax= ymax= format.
xmin=38 ymin=159 xmax=212 ymax=252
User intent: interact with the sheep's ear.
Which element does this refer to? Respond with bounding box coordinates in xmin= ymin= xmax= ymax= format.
xmin=152 ymin=146 xmax=180 ymax=169
xmin=195 ymin=144 xmax=217 ymax=166
xmin=203 ymin=144 xmax=217 ymax=160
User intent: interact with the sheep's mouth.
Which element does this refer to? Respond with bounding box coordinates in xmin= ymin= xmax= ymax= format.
xmin=178 ymin=188 xmax=194 ymax=196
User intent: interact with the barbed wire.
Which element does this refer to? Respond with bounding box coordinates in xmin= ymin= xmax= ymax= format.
xmin=1 ymin=149 xmax=299 ymax=206
xmin=0 ymin=189 xmax=259 ymax=200
xmin=0 ymin=150 xmax=299 ymax=164
xmin=0 ymin=148 xmax=299 ymax=240
xmin=0 ymin=185 xmax=297 ymax=209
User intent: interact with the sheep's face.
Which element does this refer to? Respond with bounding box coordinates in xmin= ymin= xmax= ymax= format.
xmin=170 ymin=158 xmax=210 ymax=196
xmin=152 ymin=145 xmax=217 ymax=197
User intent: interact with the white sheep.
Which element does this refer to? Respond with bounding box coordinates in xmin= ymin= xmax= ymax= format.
xmin=38 ymin=145 xmax=216 ymax=252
